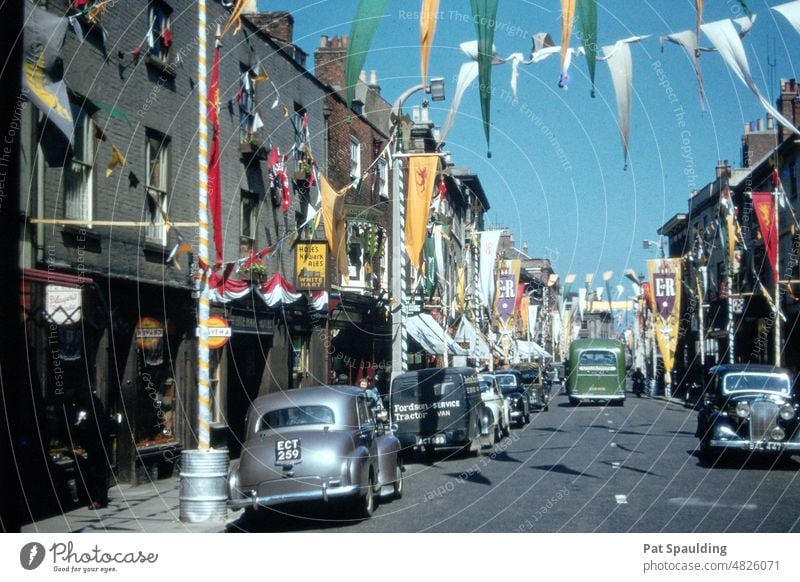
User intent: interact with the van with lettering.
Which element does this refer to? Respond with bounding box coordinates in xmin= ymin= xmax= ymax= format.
xmin=389 ymin=367 xmax=489 ymax=456
xmin=566 ymin=338 xmax=627 ymax=406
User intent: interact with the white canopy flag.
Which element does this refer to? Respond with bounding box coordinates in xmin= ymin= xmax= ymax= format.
xmin=551 ymin=310 xmax=561 ymax=347
xmin=701 ymin=19 xmax=800 ymax=138
xmin=599 ymin=35 xmax=650 ymax=169
xmin=578 ymin=287 xmax=587 ymax=320
xmin=661 ymin=15 xmax=756 ymax=110
xmin=528 ymin=304 xmax=539 ymax=339
xmin=478 ymin=230 xmax=502 ymax=311
xmin=773 ymin=1 xmax=800 ymax=35
xmin=615 ymin=284 xmax=625 ymax=300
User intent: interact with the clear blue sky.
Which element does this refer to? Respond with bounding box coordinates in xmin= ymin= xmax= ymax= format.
xmin=260 ymin=0 xmax=800 ymax=295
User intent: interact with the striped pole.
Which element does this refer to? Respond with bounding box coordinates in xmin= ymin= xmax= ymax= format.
xmin=196 ymin=0 xmax=211 ymax=450
xmin=391 ymin=156 xmax=408 ymax=379
xmin=399 ymin=165 xmax=408 ymax=374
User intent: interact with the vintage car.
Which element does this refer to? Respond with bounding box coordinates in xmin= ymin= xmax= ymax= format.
xmin=227 ymin=386 xmax=403 ymax=518
xmin=478 ymin=373 xmax=512 ymax=439
xmin=494 ymin=370 xmax=532 ymax=426
xmin=695 ymin=364 xmax=800 ymax=464
xmin=512 ymin=365 xmax=550 ymax=411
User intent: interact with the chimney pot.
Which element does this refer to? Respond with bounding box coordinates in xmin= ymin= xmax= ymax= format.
xmin=331 ymin=36 xmax=339 ymax=48
xmin=359 ymin=70 xmax=367 ymax=83
xmin=320 ymin=35 xmax=328 ymax=47
xmin=369 ymin=70 xmax=378 ymax=86
xmin=757 ymin=117 xmax=765 ymax=132
xmin=342 ymin=35 xmax=349 ymax=48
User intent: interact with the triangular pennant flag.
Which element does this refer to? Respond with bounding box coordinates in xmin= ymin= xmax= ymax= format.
xmin=470 ymin=0 xmax=500 ymax=157
xmin=420 ymin=0 xmax=440 ymax=89
xmin=345 ymin=0 xmax=390 ymax=108
xmin=577 ymin=0 xmax=598 ymax=97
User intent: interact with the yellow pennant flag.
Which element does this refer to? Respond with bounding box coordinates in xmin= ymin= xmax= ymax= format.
xmin=222 ymin=0 xmax=247 ymax=36
xmin=405 ymin=154 xmax=440 ymax=271
xmin=319 ymin=175 xmax=348 ymax=278
xmin=105 ymin=143 xmax=126 ymax=177
xmin=560 ymin=0 xmax=576 ymax=79
xmin=420 ymin=0 xmax=440 ymax=89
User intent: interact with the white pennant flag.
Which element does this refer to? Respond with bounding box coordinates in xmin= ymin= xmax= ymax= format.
xmin=702 ymin=19 xmax=800 ymax=137
xmin=528 ymin=305 xmax=539 ymax=339
xmin=600 ymin=35 xmax=650 ymax=169
xmin=773 ymin=1 xmax=800 ymax=35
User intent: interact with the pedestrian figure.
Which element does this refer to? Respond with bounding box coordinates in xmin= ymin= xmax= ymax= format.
xmin=632 ymin=367 xmax=646 ymax=397
xmin=359 ymin=377 xmax=382 ymax=411
xmin=74 ymin=388 xmax=111 ymax=509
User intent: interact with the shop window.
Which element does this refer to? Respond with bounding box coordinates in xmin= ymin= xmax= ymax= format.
xmin=240 ymin=191 xmax=258 ymax=250
xmin=290 ymin=336 xmax=310 ymax=389
xmin=350 ymin=136 xmax=361 ymax=181
xmin=377 ymin=158 xmax=388 ymax=199
xmin=64 ymin=107 xmax=95 ymax=222
xmin=147 ymin=1 xmax=173 ymax=65
xmin=145 ymin=133 xmax=170 ymax=246
xmin=135 ymin=318 xmax=176 ymax=446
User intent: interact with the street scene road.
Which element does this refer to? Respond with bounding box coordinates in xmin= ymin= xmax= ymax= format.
xmin=227 ymin=386 xmax=800 ymax=533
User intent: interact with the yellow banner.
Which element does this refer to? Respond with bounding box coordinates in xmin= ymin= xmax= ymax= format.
xmin=320 ymin=175 xmax=348 ymax=278
xmin=647 ymin=258 xmax=682 ymax=382
xmin=405 ymin=155 xmax=439 ymax=271
xmin=420 ymin=0 xmax=440 ymax=88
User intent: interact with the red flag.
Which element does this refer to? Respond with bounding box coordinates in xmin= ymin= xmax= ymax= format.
xmin=752 ymin=192 xmax=778 ymax=283
xmin=208 ymin=40 xmax=223 ymax=265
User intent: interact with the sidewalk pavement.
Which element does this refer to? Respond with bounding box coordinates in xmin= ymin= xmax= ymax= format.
xmin=20 ymin=475 xmax=238 ymax=534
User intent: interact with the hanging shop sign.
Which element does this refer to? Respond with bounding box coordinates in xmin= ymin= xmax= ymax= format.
xmin=206 ymin=315 xmax=231 ymax=349
xmin=135 ymin=317 xmax=164 ymax=349
xmin=45 ymin=285 xmax=82 ymax=324
xmin=295 ymin=241 xmax=327 ymax=290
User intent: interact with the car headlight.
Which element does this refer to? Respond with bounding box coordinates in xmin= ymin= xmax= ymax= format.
xmin=771 ymin=427 xmax=786 ymax=441
xmin=780 ymin=405 xmax=795 ymax=421
xmin=736 ymin=402 xmax=751 ymax=418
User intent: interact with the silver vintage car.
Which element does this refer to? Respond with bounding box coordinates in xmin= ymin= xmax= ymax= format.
xmin=227 ymin=386 xmax=403 ymax=518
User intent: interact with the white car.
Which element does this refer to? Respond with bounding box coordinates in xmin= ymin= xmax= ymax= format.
xmin=478 ymin=373 xmax=511 ymax=440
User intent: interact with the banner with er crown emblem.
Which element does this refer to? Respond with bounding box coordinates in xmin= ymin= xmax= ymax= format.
xmin=647 ymin=258 xmax=682 ymax=384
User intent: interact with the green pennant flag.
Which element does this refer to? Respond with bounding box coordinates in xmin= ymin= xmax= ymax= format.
xmin=577 ymin=0 xmax=597 ymax=97
xmin=424 ymin=238 xmax=437 ymax=299
xmin=345 ymin=0 xmax=390 ymax=108
xmin=470 ymin=0 xmax=499 ymax=158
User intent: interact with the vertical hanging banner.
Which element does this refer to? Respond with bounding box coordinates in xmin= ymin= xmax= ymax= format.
xmin=420 ymin=0 xmax=440 ymax=88
xmin=345 ymin=0 xmax=390 ymax=108
xmin=577 ymin=0 xmax=598 ymax=97
xmin=752 ymin=192 xmax=779 ymax=284
xmin=208 ymin=33 xmax=223 ymax=266
xmin=405 ymin=154 xmax=440 ymax=271
xmin=647 ymin=258 xmax=683 ymax=383
xmin=478 ymin=230 xmax=502 ymax=309
xmin=470 ymin=0 xmax=500 ymax=157
xmin=494 ymin=260 xmax=521 ymax=330
xmin=320 ymin=176 xmax=348 ymax=278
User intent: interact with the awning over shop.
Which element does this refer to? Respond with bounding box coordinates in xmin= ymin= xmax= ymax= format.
xmin=454 ymin=317 xmax=492 ymax=360
xmin=516 ymin=339 xmax=551 ymax=360
xmin=406 ymin=313 xmax=467 ymax=356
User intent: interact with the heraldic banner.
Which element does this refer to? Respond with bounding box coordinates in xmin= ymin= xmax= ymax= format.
xmin=646 ymin=258 xmax=683 ymax=385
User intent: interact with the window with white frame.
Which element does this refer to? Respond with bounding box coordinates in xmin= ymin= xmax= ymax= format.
xmin=147 ymin=1 xmax=173 ymax=63
xmin=64 ymin=108 xmax=95 ymax=221
xmin=145 ymin=134 xmax=169 ymax=245
xmin=240 ymin=191 xmax=258 ymax=250
xmin=350 ymin=136 xmax=361 ymax=181
xmin=377 ymin=158 xmax=388 ymax=199
xmin=347 ymin=238 xmax=365 ymax=285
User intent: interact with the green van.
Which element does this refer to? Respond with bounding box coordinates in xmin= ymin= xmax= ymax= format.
xmin=566 ymin=339 xmax=627 ymax=406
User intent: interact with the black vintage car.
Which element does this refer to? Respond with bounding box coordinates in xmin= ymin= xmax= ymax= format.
xmin=695 ymin=364 xmax=800 ymax=465
xmin=494 ymin=370 xmax=532 ymax=426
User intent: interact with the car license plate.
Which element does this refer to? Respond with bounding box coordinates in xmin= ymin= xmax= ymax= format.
xmin=748 ymin=441 xmax=784 ymax=451
xmin=275 ymin=438 xmax=302 ymax=463
xmin=417 ymin=434 xmax=446 ymax=446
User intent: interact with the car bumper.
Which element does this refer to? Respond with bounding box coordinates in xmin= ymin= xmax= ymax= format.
xmin=228 ymin=483 xmax=360 ymax=510
xmin=708 ymin=440 xmax=800 ymax=452
xmin=570 ymin=394 xmax=624 ymax=401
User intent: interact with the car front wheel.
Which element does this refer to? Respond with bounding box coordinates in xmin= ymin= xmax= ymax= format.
xmin=393 ymin=464 xmax=404 ymax=500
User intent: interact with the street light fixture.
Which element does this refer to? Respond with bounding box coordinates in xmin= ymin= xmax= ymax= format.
xmin=643 ymin=239 xmax=665 ymax=258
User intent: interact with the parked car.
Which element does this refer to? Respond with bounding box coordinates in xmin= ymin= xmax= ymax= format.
xmin=513 ymin=365 xmax=550 ymax=411
xmin=390 ymin=367 xmax=489 ymax=456
xmin=478 ymin=373 xmax=511 ymax=439
xmin=227 ymin=386 xmax=403 ymax=518
xmin=695 ymin=364 xmax=800 ymax=465
xmin=494 ymin=370 xmax=532 ymax=426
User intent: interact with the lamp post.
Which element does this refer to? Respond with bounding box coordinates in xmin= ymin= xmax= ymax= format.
xmin=390 ymin=79 xmax=445 ymax=381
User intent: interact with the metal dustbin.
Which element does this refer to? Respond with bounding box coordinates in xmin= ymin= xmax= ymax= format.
xmin=179 ymin=449 xmax=229 ymax=523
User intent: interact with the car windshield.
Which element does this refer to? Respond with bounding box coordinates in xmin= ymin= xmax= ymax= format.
xmin=496 ymin=375 xmax=522 ymax=395
xmin=722 ymin=373 xmax=791 ymax=394
xmin=478 ymin=377 xmax=494 ymax=393
xmin=259 ymin=405 xmax=334 ymax=430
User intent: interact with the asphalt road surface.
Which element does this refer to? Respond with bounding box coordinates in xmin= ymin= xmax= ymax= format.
xmin=227 ymin=388 xmax=800 ymax=533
